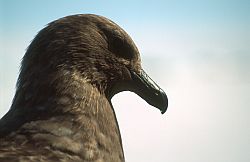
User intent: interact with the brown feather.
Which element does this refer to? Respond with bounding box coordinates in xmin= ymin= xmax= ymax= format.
xmin=0 ymin=14 xmax=168 ymax=162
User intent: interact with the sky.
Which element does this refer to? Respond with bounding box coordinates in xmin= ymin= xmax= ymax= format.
xmin=1 ymin=0 xmax=250 ymax=161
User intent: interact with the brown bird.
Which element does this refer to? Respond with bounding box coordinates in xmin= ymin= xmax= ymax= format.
xmin=0 ymin=14 xmax=168 ymax=162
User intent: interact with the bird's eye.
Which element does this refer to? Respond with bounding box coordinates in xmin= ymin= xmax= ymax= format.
xmin=110 ymin=35 xmax=134 ymax=59
xmin=102 ymin=28 xmax=134 ymax=60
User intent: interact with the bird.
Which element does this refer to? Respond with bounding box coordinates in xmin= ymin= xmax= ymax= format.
xmin=0 ymin=14 xmax=168 ymax=162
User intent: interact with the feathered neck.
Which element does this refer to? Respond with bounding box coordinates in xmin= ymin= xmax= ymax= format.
xmin=1 ymin=69 xmax=124 ymax=161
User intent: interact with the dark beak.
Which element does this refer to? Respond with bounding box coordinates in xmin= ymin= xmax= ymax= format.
xmin=108 ymin=69 xmax=168 ymax=114
xmin=130 ymin=69 xmax=168 ymax=114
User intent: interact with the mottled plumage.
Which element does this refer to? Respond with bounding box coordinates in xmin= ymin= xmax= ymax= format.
xmin=0 ymin=14 xmax=168 ymax=162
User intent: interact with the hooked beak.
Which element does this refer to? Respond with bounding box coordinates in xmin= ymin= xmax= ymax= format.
xmin=130 ymin=69 xmax=168 ymax=114
xmin=108 ymin=69 xmax=168 ymax=114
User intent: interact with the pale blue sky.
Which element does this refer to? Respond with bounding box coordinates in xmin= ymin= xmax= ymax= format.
xmin=1 ymin=0 xmax=250 ymax=31
xmin=1 ymin=0 xmax=250 ymax=162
